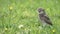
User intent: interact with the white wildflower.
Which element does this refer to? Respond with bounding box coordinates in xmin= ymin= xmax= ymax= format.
xmin=18 ymin=25 xmax=24 ymax=28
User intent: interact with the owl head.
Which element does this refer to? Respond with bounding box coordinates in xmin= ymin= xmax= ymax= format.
xmin=37 ymin=8 xmax=45 ymax=14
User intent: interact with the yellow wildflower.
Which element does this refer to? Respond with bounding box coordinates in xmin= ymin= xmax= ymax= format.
xmin=5 ymin=28 xmax=8 ymax=31
xmin=52 ymin=29 xmax=56 ymax=32
xmin=9 ymin=6 xmax=13 ymax=10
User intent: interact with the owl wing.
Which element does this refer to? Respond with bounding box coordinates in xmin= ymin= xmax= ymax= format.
xmin=43 ymin=15 xmax=52 ymax=25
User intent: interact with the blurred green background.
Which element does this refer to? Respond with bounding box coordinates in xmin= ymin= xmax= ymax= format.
xmin=0 ymin=0 xmax=60 ymax=34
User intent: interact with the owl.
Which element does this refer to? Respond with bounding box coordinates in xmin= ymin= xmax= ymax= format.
xmin=38 ymin=8 xmax=52 ymax=27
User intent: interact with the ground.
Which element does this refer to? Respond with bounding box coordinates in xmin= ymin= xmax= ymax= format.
xmin=0 ymin=0 xmax=60 ymax=34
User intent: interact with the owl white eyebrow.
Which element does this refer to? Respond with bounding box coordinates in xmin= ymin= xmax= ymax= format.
xmin=39 ymin=11 xmax=44 ymax=14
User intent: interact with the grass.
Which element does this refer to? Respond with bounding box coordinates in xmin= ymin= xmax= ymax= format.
xmin=0 ymin=0 xmax=60 ymax=34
